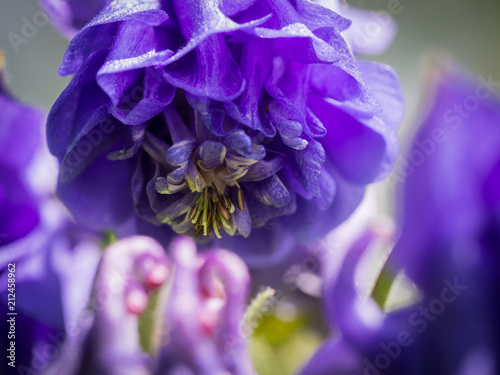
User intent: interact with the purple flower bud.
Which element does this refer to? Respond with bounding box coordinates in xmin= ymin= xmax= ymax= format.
xmin=157 ymin=236 xmax=252 ymax=374
xmin=45 ymin=235 xmax=253 ymax=375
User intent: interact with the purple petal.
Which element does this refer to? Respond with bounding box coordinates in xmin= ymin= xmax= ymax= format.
xmin=212 ymin=227 xmax=297 ymax=269
xmin=108 ymin=123 xmax=146 ymax=161
xmin=196 ymin=141 xmax=227 ymax=169
xmin=359 ymin=61 xmax=404 ymax=131
xmin=297 ymin=337 xmax=361 ymax=375
xmin=96 ymin=21 xmax=176 ymax=124
xmin=285 ymin=165 xmax=364 ymax=242
xmin=230 ymin=189 xmax=252 ymax=237
xmin=266 ymin=60 xmax=326 ymax=144
xmin=60 ymin=0 xmax=169 ymax=76
xmin=0 ymin=166 xmax=39 ymax=245
xmin=248 ymin=183 xmax=297 ymax=228
xmin=47 ymin=50 xmax=109 ymax=161
xmin=236 ymin=0 xmax=349 ymax=64
xmin=220 ymin=0 xmax=257 ymax=16
xmin=0 ymin=94 xmax=44 ymax=170
xmin=293 ymin=140 xmax=326 ymax=196
xmin=392 ymin=62 xmax=500 ymax=286
xmin=0 ymin=204 xmax=101 ymax=331
xmin=164 ymin=105 xmax=193 ymax=143
xmin=239 ymin=156 xmax=287 ymax=182
xmin=57 ymin=153 xmax=134 ymax=231
xmin=269 ymin=107 xmax=308 ymax=149
xmin=46 ymin=236 xmax=167 ymax=375
xmin=198 ymin=248 xmax=252 ymax=373
xmin=157 ymin=236 xmax=253 ymax=374
xmin=253 ymin=25 xmax=340 ymax=64
xmin=310 ymin=62 xmax=378 ymax=113
xmin=295 ymin=0 xmax=351 ymax=32
xmin=160 ymin=0 xmax=270 ymax=100
xmin=162 ymin=34 xmax=246 ymax=101
xmin=59 ymin=106 xmax=121 ymax=182
xmin=97 ymin=21 xmax=176 ymax=75
xmin=186 ymin=94 xmax=229 ymax=137
xmin=223 ymin=130 xmax=265 ymax=160
xmin=165 ymin=139 xmax=196 ymax=167
xmin=224 ymin=41 xmax=276 ymax=137
xmin=249 ymin=174 xmax=291 ymax=207
xmin=132 ymin=157 xmax=163 ymax=224
xmin=309 ymin=90 xmax=399 ymax=184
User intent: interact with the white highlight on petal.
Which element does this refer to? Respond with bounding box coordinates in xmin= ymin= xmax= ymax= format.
xmin=126 ymin=287 xmax=148 ymax=315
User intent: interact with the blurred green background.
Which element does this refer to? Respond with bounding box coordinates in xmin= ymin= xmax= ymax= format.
xmin=1 ymin=1 xmax=499 ymax=374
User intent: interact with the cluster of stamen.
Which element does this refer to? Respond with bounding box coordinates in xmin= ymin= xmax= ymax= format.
xmin=188 ymin=186 xmax=245 ymax=239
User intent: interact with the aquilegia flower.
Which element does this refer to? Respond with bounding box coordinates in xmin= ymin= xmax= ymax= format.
xmin=0 ymin=55 xmax=43 ymax=247
xmin=387 ymin=60 xmax=500 ymax=374
xmin=44 ymin=235 xmax=253 ymax=375
xmin=47 ymin=0 xmax=403 ymax=262
xmin=0 ymin=55 xmax=102 ymax=372
xmin=298 ymin=60 xmax=500 ymax=375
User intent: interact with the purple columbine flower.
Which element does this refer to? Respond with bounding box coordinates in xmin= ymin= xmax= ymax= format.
xmin=386 ymin=60 xmax=500 ymax=375
xmin=298 ymin=60 xmax=500 ymax=375
xmin=0 ymin=54 xmax=43 ymax=246
xmin=44 ymin=235 xmax=253 ymax=375
xmin=0 ymin=55 xmax=102 ymax=372
xmin=47 ymin=0 xmax=403 ymax=262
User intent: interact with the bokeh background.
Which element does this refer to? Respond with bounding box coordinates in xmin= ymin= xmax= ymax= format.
xmin=1 ymin=1 xmax=499 ymax=374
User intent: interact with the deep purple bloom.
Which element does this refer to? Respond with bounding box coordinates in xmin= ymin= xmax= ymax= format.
xmin=0 ymin=54 xmax=100 ymax=327
xmin=0 ymin=58 xmax=43 ymax=246
xmin=0 ymin=57 xmax=101 ymax=373
xmin=387 ymin=61 xmax=500 ymax=374
xmin=44 ymin=235 xmax=253 ymax=375
xmin=0 ymin=211 xmax=101 ymax=374
xmin=299 ymin=61 xmax=500 ymax=375
xmin=47 ymin=0 xmax=403 ymax=263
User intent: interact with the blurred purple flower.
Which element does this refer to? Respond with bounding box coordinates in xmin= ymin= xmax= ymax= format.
xmin=387 ymin=61 xmax=500 ymax=375
xmin=298 ymin=61 xmax=500 ymax=375
xmin=38 ymin=0 xmax=108 ymax=39
xmin=44 ymin=235 xmax=253 ymax=375
xmin=297 ymin=223 xmax=411 ymax=375
xmin=0 ymin=56 xmax=44 ymax=246
xmin=0 ymin=56 xmax=101 ymax=372
xmin=46 ymin=0 xmax=403 ymax=264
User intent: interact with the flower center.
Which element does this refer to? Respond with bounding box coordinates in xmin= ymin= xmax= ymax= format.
xmin=187 ymin=184 xmax=245 ymax=239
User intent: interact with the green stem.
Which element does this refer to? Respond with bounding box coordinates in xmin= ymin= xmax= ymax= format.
xmin=244 ymin=287 xmax=275 ymax=326
xmin=371 ymin=263 xmax=396 ymax=310
xmin=138 ymin=290 xmax=160 ymax=354
xmin=102 ymin=230 xmax=118 ymax=250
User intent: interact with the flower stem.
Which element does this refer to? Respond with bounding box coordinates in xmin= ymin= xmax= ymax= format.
xmin=244 ymin=287 xmax=276 ymax=326
xmin=371 ymin=263 xmax=396 ymax=310
xmin=102 ymin=230 xmax=118 ymax=250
